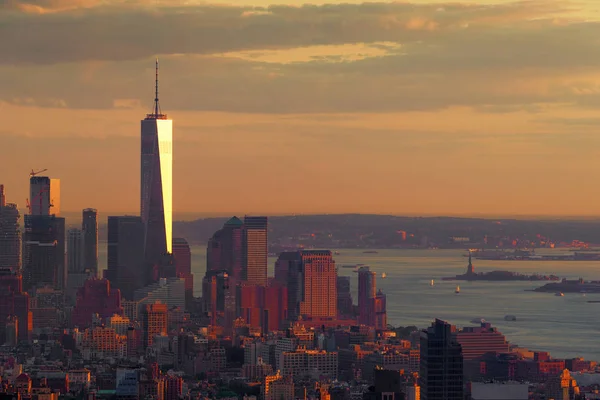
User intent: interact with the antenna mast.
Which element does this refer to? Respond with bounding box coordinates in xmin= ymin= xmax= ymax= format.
xmin=154 ymin=58 xmax=160 ymax=117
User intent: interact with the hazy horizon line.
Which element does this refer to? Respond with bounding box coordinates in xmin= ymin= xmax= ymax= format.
xmin=49 ymin=210 xmax=600 ymax=222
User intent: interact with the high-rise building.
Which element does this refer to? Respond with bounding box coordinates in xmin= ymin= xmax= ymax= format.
xmin=29 ymin=176 xmax=60 ymax=216
xmin=106 ymin=216 xmax=145 ymax=300
xmin=0 ymin=269 xmax=31 ymax=343
xmin=237 ymin=283 xmax=288 ymax=333
xmin=22 ymin=214 xmax=66 ymax=291
xmin=67 ymin=228 xmax=84 ymax=273
xmin=142 ymin=302 xmax=168 ymax=348
xmin=82 ymin=208 xmax=98 ymax=276
xmin=23 ymin=175 xmax=65 ymax=291
xmin=71 ymin=278 xmax=123 ymax=329
xmin=358 ymin=266 xmax=376 ymax=325
xmin=286 ymin=250 xmax=337 ymax=320
xmin=242 ymin=216 xmax=268 ymax=286
xmin=372 ymin=290 xmax=387 ymax=330
xmin=141 ymin=59 xmax=173 ymax=266
xmin=207 ymin=217 xmax=244 ymax=281
xmin=336 ymin=276 xmax=353 ymax=318
xmin=420 ymin=319 xmax=464 ymax=400
xmin=0 ymin=185 xmax=21 ymax=271
xmin=172 ymin=237 xmax=193 ymax=308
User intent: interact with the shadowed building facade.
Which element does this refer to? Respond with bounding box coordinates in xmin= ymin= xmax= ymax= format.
xmin=420 ymin=319 xmax=464 ymax=400
xmin=82 ymin=208 xmax=98 ymax=276
xmin=0 ymin=185 xmax=21 ymax=271
xmin=105 ymin=216 xmax=145 ymax=300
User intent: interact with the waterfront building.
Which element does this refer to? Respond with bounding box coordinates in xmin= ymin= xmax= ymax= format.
xmin=358 ymin=266 xmax=376 ymax=325
xmin=298 ymin=250 xmax=337 ymax=319
xmin=141 ymin=59 xmax=173 ymax=266
xmin=457 ymin=322 xmax=510 ymax=361
xmin=336 ymin=276 xmax=353 ymax=318
xmin=0 ymin=185 xmax=21 ymax=271
xmin=82 ymin=208 xmax=98 ymax=276
xmin=105 ymin=216 xmax=145 ymax=299
xmin=372 ymin=290 xmax=387 ymax=330
xmin=242 ymin=216 xmax=268 ymax=286
xmin=420 ymin=319 xmax=464 ymax=400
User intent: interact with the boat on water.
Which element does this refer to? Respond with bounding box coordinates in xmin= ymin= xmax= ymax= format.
xmin=556 ymin=292 xmax=565 ymax=297
xmin=430 ymin=279 xmax=434 ymax=287
xmin=381 ymin=272 xmax=387 ymax=278
xmin=455 ymin=286 xmax=460 ymax=294
xmin=363 ymin=250 xmax=378 ymax=254
xmin=504 ymin=315 xmax=517 ymax=321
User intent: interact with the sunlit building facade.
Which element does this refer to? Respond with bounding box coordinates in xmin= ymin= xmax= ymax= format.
xmin=141 ymin=59 xmax=173 ymax=266
xmin=29 ymin=176 xmax=60 ymax=216
xmin=242 ymin=216 xmax=268 ymax=286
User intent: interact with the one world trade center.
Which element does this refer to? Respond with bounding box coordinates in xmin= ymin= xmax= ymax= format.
xmin=141 ymin=59 xmax=173 ymax=265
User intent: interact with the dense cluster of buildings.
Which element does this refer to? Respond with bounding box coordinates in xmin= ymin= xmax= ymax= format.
xmin=0 ymin=62 xmax=598 ymax=400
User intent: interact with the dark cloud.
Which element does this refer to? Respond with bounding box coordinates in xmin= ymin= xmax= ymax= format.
xmin=0 ymin=0 xmax=568 ymax=64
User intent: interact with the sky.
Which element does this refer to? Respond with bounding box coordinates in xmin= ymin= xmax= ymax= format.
xmin=2 ymin=0 xmax=600 ymax=217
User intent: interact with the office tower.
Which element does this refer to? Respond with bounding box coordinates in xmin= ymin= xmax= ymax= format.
xmin=0 ymin=185 xmax=21 ymax=271
xmin=286 ymin=250 xmax=337 ymax=319
xmin=29 ymin=176 xmax=60 ymax=216
xmin=358 ymin=266 xmax=376 ymax=325
xmin=242 ymin=216 xmax=268 ymax=286
xmin=420 ymin=319 xmax=464 ymax=400
xmin=22 ymin=214 xmax=66 ymax=291
xmin=172 ymin=237 xmax=193 ymax=308
xmin=67 ymin=228 xmax=84 ymax=273
xmin=142 ymin=302 xmax=168 ymax=348
xmin=106 ymin=216 xmax=145 ymax=300
xmin=237 ymin=283 xmax=288 ymax=333
xmin=204 ymin=217 xmax=244 ymax=318
xmin=336 ymin=276 xmax=353 ymax=318
xmin=72 ymin=278 xmax=123 ymax=329
xmin=372 ymin=290 xmax=387 ymax=330
xmin=82 ymin=208 xmax=98 ymax=276
xmin=141 ymin=59 xmax=173 ymax=266
xmin=0 ymin=269 xmax=32 ymax=343
xmin=274 ymin=251 xmax=297 ymax=284
xmin=23 ymin=175 xmax=65 ymax=291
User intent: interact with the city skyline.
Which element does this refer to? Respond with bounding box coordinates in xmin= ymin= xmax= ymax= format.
xmin=3 ymin=0 xmax=600 ymax=217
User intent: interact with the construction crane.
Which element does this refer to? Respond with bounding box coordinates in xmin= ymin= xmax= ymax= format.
xmin=30 ymin=168 xmax=47 ymax=177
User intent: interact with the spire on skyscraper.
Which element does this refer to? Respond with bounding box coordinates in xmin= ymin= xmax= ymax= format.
xmin=146 ymin=58 xmax=166 ymax=120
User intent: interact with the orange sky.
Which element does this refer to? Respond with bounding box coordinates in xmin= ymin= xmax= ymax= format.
xmin=2 ymin=0 xmax=600 ymax=217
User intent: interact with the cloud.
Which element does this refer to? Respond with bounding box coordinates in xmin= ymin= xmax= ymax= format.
xmin=1 ymin=0 xmax=599 ymax=113
xmin=0 ymin=0 xmax=571 ymax=64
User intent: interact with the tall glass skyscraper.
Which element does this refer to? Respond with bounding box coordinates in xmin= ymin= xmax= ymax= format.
xmin=82 ymin=208 xmax=98 ymax=276
xmin=141 ymin=59 xmax=173 ymax=264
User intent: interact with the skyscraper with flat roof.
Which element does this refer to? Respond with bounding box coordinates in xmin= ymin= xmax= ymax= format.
xmin=23 ymin=215 xmax=65 ymax=291
xmin=358 ymin=266 xmax=376 ymax=325
xmin=172 ymin=237 xmax=193 ymax=309
xmin=299 ymin=250 xmax=337 ymax=318
xmin=242 ymin=216 xmax=268 ymax=286
xmin=420 ymin=319 xmax=464 ymax=400
xmin=29 ymin=176 xmax=60 ymax=216
xmin=82 ymin=208 xmax=98 ymax=276
xmin=67 ymin=228 xmax=84 ymax=273
xmin=141 ymin=59 xmax=173 ymax=266
xmin=106 ymin=216 xmax=145 ymax=300
xmin=0 ymin=185 xmax=21 ymax=271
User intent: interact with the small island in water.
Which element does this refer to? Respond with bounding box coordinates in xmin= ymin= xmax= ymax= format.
xmin=534 ymin=278 xmax=600 ymax=293
xmin=442 ymin=253 xmax=561 ymax=282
